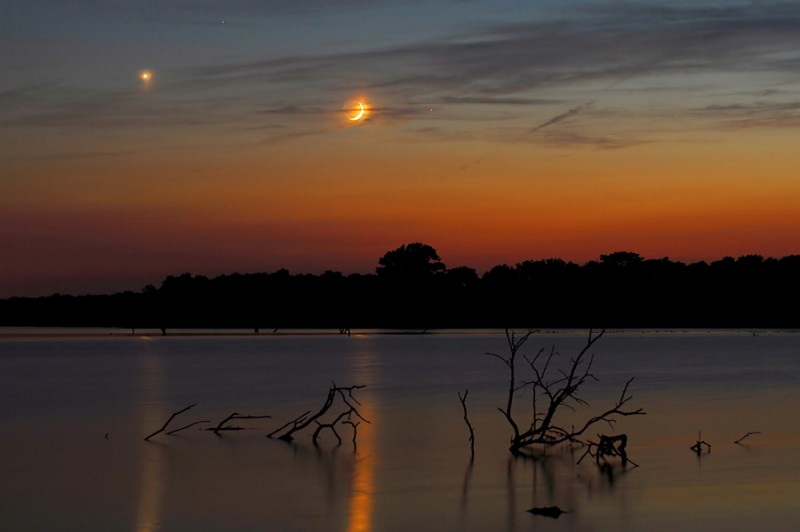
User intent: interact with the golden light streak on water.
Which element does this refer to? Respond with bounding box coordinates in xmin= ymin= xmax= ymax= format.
xmin=136 ymin=444 xmax=165 ymax=532
xmin=347 ymin=447 xmax=374 ymax=532
xmin=135 ymin=346 xmax=165 ymax=531
xmin=347 ymin=341 xmax=378 ymax=532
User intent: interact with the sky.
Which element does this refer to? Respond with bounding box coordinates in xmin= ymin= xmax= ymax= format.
xmin=2 ymin=0 xmax=800 ymax=297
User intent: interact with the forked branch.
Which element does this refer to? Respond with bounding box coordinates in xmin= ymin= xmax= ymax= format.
xmin=269 ymin=384 xmax=368 ymax=445
xmin=458 ymin=389 xmax=475 ymax=459
xmin=144 ymin=404 xmax=198 ymax=441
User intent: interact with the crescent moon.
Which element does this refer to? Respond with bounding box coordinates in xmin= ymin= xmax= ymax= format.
xmin=348 ymin=101 xmax=365 ymax=121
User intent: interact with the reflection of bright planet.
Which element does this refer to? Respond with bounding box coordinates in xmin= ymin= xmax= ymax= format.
xmin=344 ymin=99 xmax=368 ymax=122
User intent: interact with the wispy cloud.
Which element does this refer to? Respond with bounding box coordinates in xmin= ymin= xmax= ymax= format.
xmin=530 ymin=104 xmax=590 ymax=132
xmin=178 ymin=3 xmax=800 ymax=110
xmin=6 ymin=2 xmax=800 ymax=144
xmin=697 ymin=100 xmax=800 ymax=129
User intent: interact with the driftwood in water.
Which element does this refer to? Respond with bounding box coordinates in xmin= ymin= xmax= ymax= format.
xmin=527 ymin=506 xmax=567 ymax=518
xmin=690 ymin=432 xmax=712 ymax=454
xmin=144 ymin=404 xmax=198 ymax=441
xmin=577 ymin=433 xmax=639 ymax=467
xmin=734 ymin=431 xmax=761 ymax=445
xmin=597 ymin=434 xmax=630 ymax=466
xmin=268 ymin=384 xmax=368 ymax=445
xmin=458 ymin=389 xmax=475 ymax=460
xmin=206 ymin=412 xmax=272 ymax=434
xmin=166 ymin=420 xmax=210 ymax=435
xmin=266 ymin=411 xmax=311 ymax=439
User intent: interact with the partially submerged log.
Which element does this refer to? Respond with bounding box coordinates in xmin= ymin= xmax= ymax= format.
xmin=206 ymin=412 xmax=271 ymax=434
xmin=527 ymin=506 xmax=567 ymax=518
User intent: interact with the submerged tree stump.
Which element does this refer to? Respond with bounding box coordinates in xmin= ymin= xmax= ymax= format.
xmin=578 ymin=433 xmax=639 ymax=467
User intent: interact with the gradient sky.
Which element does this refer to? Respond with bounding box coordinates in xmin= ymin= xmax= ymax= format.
xmin=2 ymin=0 xmax=800 ymax=297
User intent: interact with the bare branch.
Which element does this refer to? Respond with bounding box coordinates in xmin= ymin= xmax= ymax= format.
xmin=733 ymin=431 xmax=761 ymax=445
xmin=266 ymin=411 xmax=310 ymax=439
xmin=207 ymin=413 xmax=271 ymax=434
xmin=166 ymin=420 xmax=210 ymax=435
xmin=458 ymin=389 xmax=475 ymax=460
xmin=144 ymin=404 xmax=196 ymax=441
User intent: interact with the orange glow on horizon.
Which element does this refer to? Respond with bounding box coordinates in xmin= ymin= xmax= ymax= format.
xmin=4 ymin=113 xmax=800 ymax=297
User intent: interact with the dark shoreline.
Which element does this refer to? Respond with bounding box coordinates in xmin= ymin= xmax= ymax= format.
xmin=3 ymin=249 xmax=798 ymax=330
xmin=2 ymin=327 xmax=796 ymax=340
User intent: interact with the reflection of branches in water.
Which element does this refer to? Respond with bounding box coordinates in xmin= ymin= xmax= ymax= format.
xmin=460 ymin=458 xmax=474 ymax=514
xmin=507 ymin=444 xmax=634 ymax=519
xmin=506 ymin=455 xmax=517 ymax=531
xmin=598 ymin=460 xmax=629 ymax=488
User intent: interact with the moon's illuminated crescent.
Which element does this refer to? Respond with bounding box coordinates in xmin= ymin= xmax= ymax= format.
xmin=348 ymin=101 xmax=365 ymax=121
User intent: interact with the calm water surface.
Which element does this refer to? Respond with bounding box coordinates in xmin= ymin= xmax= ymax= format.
xmin=1 ymin=329 xmax=799 ymax=531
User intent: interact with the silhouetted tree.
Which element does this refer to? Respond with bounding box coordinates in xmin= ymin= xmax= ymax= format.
xmin=376 ymin=242 xmax=446 ymax=279
xmin=600 ymin=251 xmax=643 ymax=268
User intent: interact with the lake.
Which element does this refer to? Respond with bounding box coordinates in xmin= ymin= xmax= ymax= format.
xmin=1 ymin=329 xmax=799 ymax=531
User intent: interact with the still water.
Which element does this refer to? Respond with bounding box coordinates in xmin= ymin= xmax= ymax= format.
xmin=1 ymin=329 xmax=799 ymax=531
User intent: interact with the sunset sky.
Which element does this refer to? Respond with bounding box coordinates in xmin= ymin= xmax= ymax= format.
xmin=3 ymin=0 xmax=800 ymax=297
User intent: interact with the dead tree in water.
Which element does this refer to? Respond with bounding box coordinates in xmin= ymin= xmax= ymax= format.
xmin=486 ymin=329 xmax=645 ymax=455
xmin=267 ymin=384 xmax=368 ymax=446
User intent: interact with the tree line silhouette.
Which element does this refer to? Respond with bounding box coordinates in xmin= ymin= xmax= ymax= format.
xmin=1 ymin=243 xmax=798 ymax=329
